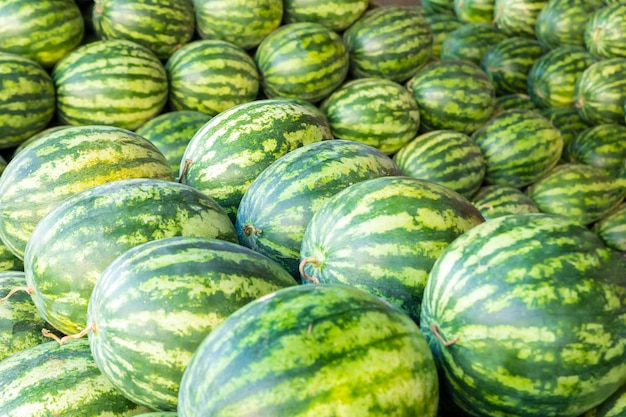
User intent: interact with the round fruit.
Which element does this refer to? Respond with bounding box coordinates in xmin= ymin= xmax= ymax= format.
xmin=283 ymin=0 xmax=369 ymax=31
xmin=574 ymin=58 xmax=626 ymax=125
xmin=584 ymin=4 xmax=626 ymax=59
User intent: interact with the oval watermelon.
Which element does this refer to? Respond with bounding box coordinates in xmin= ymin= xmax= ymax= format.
xmin=283 ymin=0 xmax=369 ymax=31
xmin=471 ymin=184 xmax=541 ymax=220
xmin=493 ymin=0 xmax=547 ymax=37
xmin=440 ymin=23 xmax=507 ymax=66
xmin=566 ymin=124 xmax=626 ymax=176
xmin=574 ymin=57 xmax=626 ymax=125
xmin=584 ymin=3 xmax=626 ymax=59
xmin=535 ymin=0 xmax=597 ymax=50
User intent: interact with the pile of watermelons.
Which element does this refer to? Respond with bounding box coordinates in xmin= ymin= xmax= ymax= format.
xmin=0 ymin=0 xmax=625 ymax=416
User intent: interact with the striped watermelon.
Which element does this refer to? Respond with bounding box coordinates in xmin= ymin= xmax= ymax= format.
xmin=193 ymin=0 xmax=283 ymax=50
xmin=472 ymin=109 xmax=563 ymax=187
xmin=471 ymin=184 xmax=541 ymax=220
xmin=179 ymin=99 xmax=333 ymax=221
xmin=566 ymin=124 xmax=626 ymax=176
xmin=420 ymin=213 xmax=626 ymax=417
xmin=454 ymin=0 xmax=495 ymax=23
xmin=584 ymin=4 xmax=626 ymax=59
xmin=235 ymin=140 xmax=403 ymax=279
xmin=0 ymin=0 xmax=84 ymax=68
xmin=422 ymin=0 xmax=456 ymax=15
xmin=86 ymin=236 xmax=297 ymax=411
xmin=535 ymin=0 xmax=597 ymax=50
xmin=0 ymin=243 xmax=22 ymax=272
xmin=440 ymin=23 xmax=507 ymax=66
xmin=319 ymin=77 xmax=420 ymax=154
xmin=407 ymin=60 xmax=495 ymax=134
xmin=527 ymin=163 xmax=626 ymax=224
xmin=0 ymin=53 xmax=55 ymax=149
xmin=165 ymin=39 xmax=259 ymax=116
xmin=283 ymin=0 xmax=369 ymax=31
xmin=0 ymin=340 xmax=151 ymax=416
xmin=343 ymin=6 xmax=434 ymax=83
xmin=493 ymin=94 xmax=537 ymax=114
xmin=480 ymin=37 xmax=547 ymax=95
xmin=23 ymin=178 xmax=237 ymax=336
xmin=300 ymin=176 xmax=484 ymax=321
xmin=539 ymin=107 xmax=592 ymax=150
xmin=255 ymin=22 xmax=348 ymax=102
xmin=136 ymin=111 xmax=212 ymax=177
xmin=0 ymin=125 xmax=173 ymax=260
xmin=52 ymin=39 xmax=168 ymax=130
xmin=527 ymin=46 xmax=597 ymax=109
xmin=392 ymin=130 xmax=486 ymax=198
xmin=178 ymin=284 xmax=440 ymax=417
xmin=493 ymin=0 xmax=547 ymax=37
xmin=424 ymin=13 xmax=463 ymax=58
xmin=574 ymin=58 xmax=626 ymax=125
xmin=593 ymin=202 xmax=626 ymax=251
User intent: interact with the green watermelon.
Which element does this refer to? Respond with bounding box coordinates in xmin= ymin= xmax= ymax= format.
xmin=493 ymin=94 xmax=538 ymax=114
xmin=283 ymin=0 xmax=369 ymax=31
xmin=535 ymin=0 xmax=597 ymax=50
xmin=0 ymin=243 xmax=22 ymax=272
xmin=0 ymin=53 xmax=55 ymax=149
xmin=343 ymin=6 xmax=434 ymax=83
xmin=193 ymin=0 xmax=283 ymax=50
xmin=255 ymin=22 xmax=348 ymax=102
xmin=0 ymin=0 xmax=84 ymax=68
xmin=566 ymin=124 xmax=626 ymax=176
xmin=179 ymin=99 xmax=333 ymax=221
xmin=93 ymin=0 xmax=194 ymax=59
xmin=440 ymin=23 xmax=507 ymax=66
xmin=407 ymin=59 xmax=495 ymax=134
xmin=178 ymin=284 xmax=440 ymax=417
xmin=527 ymin=163 xmax=625 ymax=224
xmin=471 ymin=184 xmax=541 ymax=220
xmin=52 ymin=39 xmax=168 ymax=130
xmin=136 ymin=111 xmax=212 ymax=177
xmin=574 ymin=58 xmax=626 ymax=125
xmin=422 ymin=0 xmax=456 ymax=15
xmin=23 ymin=178 xmax=237 ymax=336
xmin=582 ymin=376 xmax=626 ymax=417
xmin=593 ymin=202 xmax=626 ymax=251
xmin=424 ymin=13 xmax=464 ymax=58
xmin=392 ymin=130 xmax=486 ymax=198
xmin=0 ymin=125 xmax=173 ymax=260
xmin=471 ymin=109 xmax=563 ymax=187
xmin=236 ymin=140 xmax=403 ymax=279
xmin=527 ymin=46 xmax=597 ymax=109
xmin=454 ymin=0 xmax=495 ymax=23
xmin=585 ymin=4 xmax=626 ymax=59
xmin=0 ymin=340 xmax=151 ymax=416
xmin=480 ymin=37 xmax=547 ymax=95
xmin=86 ymin=236 xmax=297 ymax=411
xmin=493 ymin=0 xmax=547 ymax=37
xmin=539 ymin=107 xmax=593 ymax=151
xmin=11 ymin=126 xmax=69 ymax=157
xmin=319 ymin=77 xmax=420 ymax=154
xmin=420 ymin=213 xmax=626 ymax=417
xmin=300 ymin=176 xmax=484 ymax=321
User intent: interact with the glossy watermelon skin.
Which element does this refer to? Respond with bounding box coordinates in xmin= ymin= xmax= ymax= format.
xmin=23 ymin=178 xmax=238 ymax=336
xmin=424 ymin=13 xmax=463 ymax=58
xmin=566 ymin=124 xmax=626 ymax=176
xmin=178 ymin=284 xmax=440 ymax=417
xmin=88 ymin=236 xmax=297 ymax=411
xmin=593 ymin=202 xmax=626 ymax=251
xmin=0 ymin=0 xmax=84 ymax=68
xmin=420 ymin=213 xmax=626 ymax=417
xmin=574 ymin=58 xmax=626 ymax=125
xmin=0 ymin=53 xmax=55 ymax=149
xmin=535 ymin=0 xmax=597 ymax=50
xmin=300 ymin=176 xmax=484 ymax=321
xmin=236 ymin=140 xmax=403 ymax=279
xmin=343 ymin=6 xmax=434 ymax=83
xmin=584 ymin=4 xmax=626 ymax=59
xmin=471 ymin=184 xmax=540 ymax=220
xmin=440 ymin=23 xmax=507 ymax=66
xmin=52 ymin=39 xmax=168 ymax=130
xmin=0 ymin=340 xmax=151 ymax=416
xmin=283 ymin=0 xmax=369 ymax=31
xmin=493 ymin=0 xmax=547 ymax=37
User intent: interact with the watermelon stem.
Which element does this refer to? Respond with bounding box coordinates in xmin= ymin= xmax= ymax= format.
xmin=42 ymin=322 xmax=95 ymax=346
xmin=179 ymin=159 xmax=192 ymax=183
xmin=429 ymin=323 xmax=459 ymax=347
xmin=0 ymin=286 xmax=34 ymax=302
xmin=299 ymin=256 xmax=320 ymax=284
xmin=243 ymin=224 xmax=262 ymax=236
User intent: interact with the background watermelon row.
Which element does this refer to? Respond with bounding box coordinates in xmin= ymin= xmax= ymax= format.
xmin=0 ymin=0 xmax=625 ymax=416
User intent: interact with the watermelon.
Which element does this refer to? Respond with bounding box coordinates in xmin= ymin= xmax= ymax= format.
xmin=0 ymin=125 xmax=173 ymax=260
xmin=86 ymin=236 xmax=297 ymax=411
xmin=93 ymin=0 xmax=194 ymax=59
xmin=193 ymin=0 xmax=283 ymax=50
xmin=178 ymin=284 xmax=440 ymax=417
xmin=471 ymin=184 xmax=541 ymax=220
xmin=0 ymin=243 xmax=22 ymax=272
xmin=493 ymin=94 xmax=538 ymax=114
xmin=535 ymin=0 xmax=597 ymax=50
xmin=440 ymin=23 xmax=507 ymax=66
xmin=319 ymin=77 xmax=420 ymax=154
xmin=179 ymin=99 xmax=333 ymax=221
xmin=300 ymin=176 xmax=484 ymax=321
xmin=11 ymin=125 xmax=69 ymax=157
xmin=527 ymin=46 xmax=597 ymax=109
xmin=236 ymin=140 xmax=403 ymax=279
xmin=23 ymin=178 xmax=238 ymax=336
xmin=392 ymin=130 xmax=486 ymax=198
xmin=0 ymin=340 xmax=151 ymax=416
xmin=527 ymin=163 xmax=626 ymax=224
xmin=343 ymin=6 xmax=433 ymax=83
xmin=0 ymin=0 xmax=84 ymax=68
xmin=471 ymin=109 xmax=563 ymax=187
xmin=566 ymin=124 xmax=626 ymax=176
xmin=593 ymin=202 xmax=626 ymax=251
xmin=165 ymin=39 xmax=259 ymax=116
xmin=52 ymin=39 xmax=168 ymax=130
xmin=582 ymin=378 xmax=626 ymax=417
xmin=480 ymin=37 xmax=547 ymax=95
xmin=493 ymin=0 xmax=547 ymax=37
xmin=424 ymin=14 xmax=464 ymax=58
xmin=584 ymin=4 xmax=626 ymax=59
xmin=0 ymin=53 xmax=55 ymax=149
xmin=420 ymin=213 xmax=626 ymax=417
xmin=422 ymin=0 xmax=456 ymax=15
xmin=136 ymin=111 xmax=212 ymax=177
xmin=255 ymin=22 xmax=348 ymax=103
xmin=454 ymin=0 xmax=495 ymax=23
xmin=539 ymin=107 xmax=593 ymax=151
xmin=283 ymin=0 xmax=369 ymax=31
xmin=407 ymin=60 xmax=495 ymax=134
xmin=574 ymin=58 xmax=626 ymax=125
